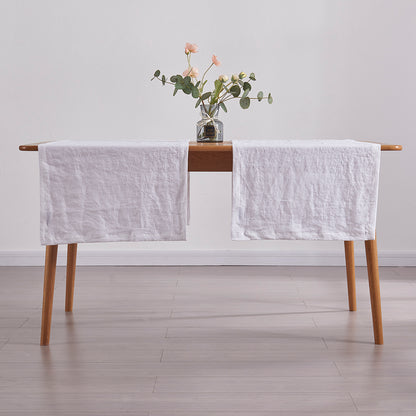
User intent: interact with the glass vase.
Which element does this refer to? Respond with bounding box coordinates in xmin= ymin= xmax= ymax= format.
xmin=196 ymin=104 xmax=223 ymax=142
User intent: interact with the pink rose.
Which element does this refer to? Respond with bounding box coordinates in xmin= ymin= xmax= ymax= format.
xmin=183 ymin=66 xmax=199 ymax=78
xmin=212 ymin=55 xmax=220 ymax=66
xmin=185 ymin=42 xmax=198 ymax=54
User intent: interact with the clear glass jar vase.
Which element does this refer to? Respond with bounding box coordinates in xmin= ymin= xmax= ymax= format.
xmin=196 ymin=104 xmax=223 ymax=142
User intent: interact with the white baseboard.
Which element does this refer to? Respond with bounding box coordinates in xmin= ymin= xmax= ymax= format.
xmin=0 ymin=249 xmax=415 ymax=267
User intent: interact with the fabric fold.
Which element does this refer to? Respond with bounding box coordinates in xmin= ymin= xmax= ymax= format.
xmin=232 ymin=139 xmax=381 ymax=241
xmin=39 ymin=140 xmax=189 ymax=245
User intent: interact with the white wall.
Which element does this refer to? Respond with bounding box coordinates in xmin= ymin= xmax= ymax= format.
xmin=1 ymin=0 xmax=415 ymax=265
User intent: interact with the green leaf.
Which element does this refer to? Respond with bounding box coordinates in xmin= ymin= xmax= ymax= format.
xmin=175 ymin=82 xmax=183 ymax=90
xmin=162 ymin=75 xmax=166 ymax=85
xmin=240 ymin=97 xmax=250 ymax=109
xmin=173 ymin=87 xmax=179 ymax=96
xmin=242 ymin=88 xmax=250 ymax=98
xmin=154 ymin=70 xmax=161 ymax=77
xmin=170 ymin=75 xmax=178 ymax=83
xmin=257 ymin=91 xmax=264 ymax=101
xmin=201 ymin=92 xmax=211 ymax=101
xmin=219 ymin=102 xmax=228 ymax=113
xmin=192 ymin=86 xmax=200 ymax=98
xmin=183 ymin=85 xmax=192 ymax=94
xmin=268 ymin=93 xmax=273 ymax=104
xmin=211 ymin=79 xmax=222 ymax=102
xmin=230 ymin=85 xmax=241 ymax=97
xmin=195 ymin=81 xmax=201 ymax=88
xmin=174 ymin=75 xmax=183 ymax=86
xmin=214 ymin=79 xmax=222 ymax=91
xmin=195 ymin=97 xmax=202 ymax=108
xmin=249 ymin=72 xmax=256 ymax=81
xmin=243 ymin=82 xmax=251 ymax=91
xmin=183 ymin=76 xmax=191 ymax=85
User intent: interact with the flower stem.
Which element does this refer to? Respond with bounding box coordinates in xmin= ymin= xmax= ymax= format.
xmin=200 ymin=63 xmax=214 ymax=92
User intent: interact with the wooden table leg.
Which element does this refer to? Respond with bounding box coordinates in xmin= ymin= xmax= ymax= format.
xmin=65 ymin=243 xmax=78 ymax=312
xmin=365 ymin=238 xmax=384 ymax=345
xmin=40 ymin=245 xmax=58 ymax=346
xmin=344 ymin=241 xmax=357 ymax=311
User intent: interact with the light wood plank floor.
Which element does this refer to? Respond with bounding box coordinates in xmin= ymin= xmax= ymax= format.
xmin=0 ymin=265 xmax=415 ymax=415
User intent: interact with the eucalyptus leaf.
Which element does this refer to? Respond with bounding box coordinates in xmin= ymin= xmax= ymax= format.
xmin=240 ymin=97 xmax=250 ymax=109
xmin=195 ymin=81 xmax=201 ymax=88
xmin=195 ymin=97 xmax=202 ymax=108
xmin=219 ymin=102 xmax=228 ymax=113
xmin=183 ymin=85 xmax=192 ymax=94
xmin=242 ymin=88 xmax=250 ymax=98
xmin=268 ymin=93 xmax=273 ymax=104
xmin=257 ymin=91 xmax=264 ymax=101
xmin=249 ymin=72 xmax=256 ymax=81
xmin=243 ymin=82 xmax=251 ymax=91
xmin=162 ymin=75 xmax=166 ymax=85
xmin=184 ymin=76 xmax=191 ymax=85
xmin=173 ymin=87 xmax=179 ymax=96
xmin=192 ymin=86 xmax=200 ymax=98
xmin=230 ymin=85 xmax=241 ymax=97
xmin=154 ymin=70 xmax=161 ymax=77
xmin=170 ymin=75 xmax=178 ymax=83
xmin=201 ymin=92 xmax=211 ymax=101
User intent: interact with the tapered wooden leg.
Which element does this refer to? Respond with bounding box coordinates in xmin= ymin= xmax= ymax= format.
xmin=40 ymin=245 xmax=58 ymax=346
xmin=365 ymin=238 xmax=384 ymax=345
xmin=65 ymin=243 xmax=78 ymax=312
xmin=344 ymin=241 xmax=357 ymax=311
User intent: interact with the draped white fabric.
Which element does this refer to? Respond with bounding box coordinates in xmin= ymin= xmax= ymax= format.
xmin=39 ymin=140 xmax=189 ymax=245
xmin=232 ymin=140 xmax=381 ymax=241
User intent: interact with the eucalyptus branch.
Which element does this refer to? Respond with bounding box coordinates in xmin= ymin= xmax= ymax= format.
xmin=154 ymin=76 xmax=175 ymax=86
xmin=223 ymin=96 xmax=262 ymax=102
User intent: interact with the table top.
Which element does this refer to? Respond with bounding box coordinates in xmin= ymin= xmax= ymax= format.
xmin=19 ymin=141 xmax=402 ymax=172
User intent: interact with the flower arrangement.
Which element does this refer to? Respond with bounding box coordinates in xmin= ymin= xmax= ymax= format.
xmin=151 ymin=42 xmax=273 ymax=141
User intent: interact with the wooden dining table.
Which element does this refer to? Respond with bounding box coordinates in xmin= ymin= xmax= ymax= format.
xmin=19 ymin=140 xmax=402 ymax=346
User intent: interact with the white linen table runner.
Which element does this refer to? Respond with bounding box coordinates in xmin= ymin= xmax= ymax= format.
xmin=232 ymin=139 xmax=381 ymax=241
xmin=39 ymin=140 xmax=188 ymax=245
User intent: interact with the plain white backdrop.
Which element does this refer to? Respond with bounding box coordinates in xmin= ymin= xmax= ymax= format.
xmin=1 ymin=0 xmax=415 ymax=265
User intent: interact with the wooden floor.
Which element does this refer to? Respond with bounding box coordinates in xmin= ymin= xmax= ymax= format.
xmin=0 ymin=265 xmax=415 ymax=415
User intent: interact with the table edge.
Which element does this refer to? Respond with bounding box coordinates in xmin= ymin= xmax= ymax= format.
xmin=19 ymin=141 xmax=403 ymax=152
